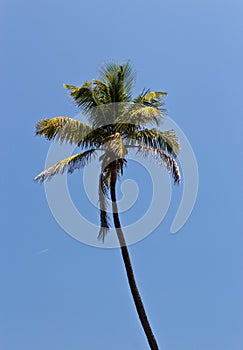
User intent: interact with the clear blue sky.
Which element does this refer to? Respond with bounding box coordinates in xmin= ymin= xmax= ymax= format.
xmin=1 ymin=0 xmax=242 ymax=349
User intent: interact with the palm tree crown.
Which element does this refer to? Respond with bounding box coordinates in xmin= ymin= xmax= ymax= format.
xmin=35 ymin=61 xmax=180 ymax=241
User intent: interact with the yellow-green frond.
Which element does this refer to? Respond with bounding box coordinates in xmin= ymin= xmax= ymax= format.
xmin=129 ymin=105 xmax=162 ymax=126
xmin=125 ymin=128 xmax=180 ymax=157
xmin=34 ymin=149 xmax=96 ymax=183
xmin=143 ymin=91 xmax=167 ymax=104
xmin=35 ymin=117 xmax=92 ymax=145
xmin=134 ymin=89 xmax=167 ymax=109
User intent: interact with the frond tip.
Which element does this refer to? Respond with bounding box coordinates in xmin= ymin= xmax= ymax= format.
xmin=135 ymin=146 xmax=181 ymax=184
xmin=34 ymin=149 xmax=96 ymax=183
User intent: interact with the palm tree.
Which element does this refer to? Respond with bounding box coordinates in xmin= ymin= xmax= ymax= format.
xmin=35 ymin=61 xmax=180 ymax=350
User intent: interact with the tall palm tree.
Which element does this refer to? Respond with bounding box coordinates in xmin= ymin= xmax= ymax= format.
xmin=35 ymin=61 xmax=180 ymax=350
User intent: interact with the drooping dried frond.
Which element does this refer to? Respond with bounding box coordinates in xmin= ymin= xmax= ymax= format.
xmin=125 ymin=128 xmax=180 ymax=157
xmin=35 ymin=117 xmax=92 ymax=145
xmin=171 ymin=158 xmax=181 ymax=184
xmin=116 ymin=158 xmax=127 ymax=177
xmin=135 ymin=146 xmax=181 ymax=184
xmin=98 ymin=171 xmax=111 ymax=242
xmin=34 ymin=149 xmax=96 ymax=183
xmin=98 ymin=155 xmax=127 ymax=242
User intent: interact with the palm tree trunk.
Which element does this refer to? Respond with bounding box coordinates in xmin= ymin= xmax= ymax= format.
xmin=110 ymin=168 xmax=159 ymax=350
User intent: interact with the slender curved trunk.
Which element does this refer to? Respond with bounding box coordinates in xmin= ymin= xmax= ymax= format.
xmin=110 ymin=168 xmax=159 ymax=350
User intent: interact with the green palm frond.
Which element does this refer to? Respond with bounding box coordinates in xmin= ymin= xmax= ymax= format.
xmin=64 ymin=62 xmax=136 ymax=114
xmin=34 ymin=149 xmax=97 ymax=183
xmin=98 ymin=61 xmax=135 ymax=102
xmin=113 ymin=122 xmax=139 ymax=136
xmin=63 ymin=82 xmax=98 ymax=111
xmin=78 ymin=126 xmax=108 ymax=148
xmin=92 ymin=79 xmax=112 ymax=104
xmin=125 ymin=128 xmax=180 ymax=157
xmin=79 ymin=124 xmax=130 ymax=148
xmin=86 ymin=102 xmax=118 ymax=127
xmin=35 ymin=117 xmax=92 ymax=145
xmin=121 ymin=61 xmax=136 ymax=99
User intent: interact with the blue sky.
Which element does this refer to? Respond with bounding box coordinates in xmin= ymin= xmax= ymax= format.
xmin=1 ymin=0 xmax=242 ymax=349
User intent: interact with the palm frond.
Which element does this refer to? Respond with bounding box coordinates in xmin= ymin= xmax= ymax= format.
xmin=92 ymin=79 xmax=112 ymax=104
xmin=143 ymin=91 xmax=167 ymax=106
xmin=158 ymin=129 xmax=180 ymax=156
xmin=134 ymin=89 xmax=167 ymax=108
xmin=116 ymin=122 xmax=139 ymax=136
xmin=86 ymin=102 xmax=118 ymax=127
xmin=79 ymin=124 xmax=131 ymax=149
xmin=123 ymin=90 xmax=168 ymax=126
xmin=34 ymin=149 xmax=96 ymax=183
xmin=35 ymin=117 xmax=92 ymax=145
xmin=128 ymin=105 xmax=163 ymax=126
xmin=63 ymin=82 xmax=98 ymax=111
xmin=134 ymin=146 xmax=181 ymax=184
xmin=125 ymin=128 xmax=180 ymax=157
xmin=98 ymin=61 xmax=135 ymax=102
xmin=119 ymin=61 xmax=136 ymax=99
